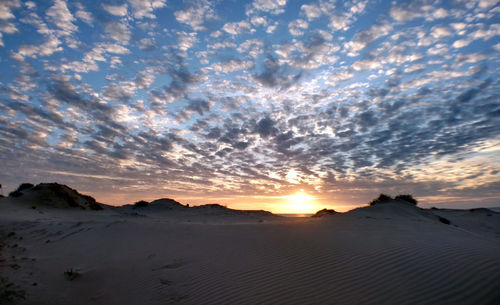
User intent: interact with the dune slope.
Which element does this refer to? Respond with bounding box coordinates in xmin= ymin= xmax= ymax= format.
xmin=0 ymin=198 xmax=499 ymax=305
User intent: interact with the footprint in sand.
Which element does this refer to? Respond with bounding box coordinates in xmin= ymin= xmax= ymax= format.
xmin=152 ymin=261 xmax=185 ymax=271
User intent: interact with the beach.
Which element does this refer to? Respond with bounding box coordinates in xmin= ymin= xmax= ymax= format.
xmin=1 ymin=190 xmax=499 ymax=305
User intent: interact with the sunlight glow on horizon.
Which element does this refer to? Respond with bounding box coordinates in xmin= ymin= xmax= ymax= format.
xmin=1 ymin=0 xmax=499 ymax=211
xmin=280 ymin=191 xmax=319 ymax=214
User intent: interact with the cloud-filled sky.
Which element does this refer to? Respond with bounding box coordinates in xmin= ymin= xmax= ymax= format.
xmin=0 ymin=0 xmax=499 ymax=212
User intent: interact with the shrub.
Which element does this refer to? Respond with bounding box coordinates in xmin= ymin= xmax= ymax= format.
xmin=312 ymin=209 xmax=337 ymax=217
xmin=0 ymin=275 xmax=26 ymax=303
xmin=64 ymin=269 xmax=81 ymax=281
xmin=369 ymin=194 xmax=393 ymax=206
xmin=134 ymin=200 xmax=149 ymax=208
xmin=8 ymin=183 xmax=35 ymax=197
xmin=8 ymin=191 xmax=23 ymax=198
xmin=17 ymin=183 xmax=34 ymax=192
xmin=394 ymin=194 xmax=418 ymax=205
xmin=438 ymin=216 xmax=450 ymax=225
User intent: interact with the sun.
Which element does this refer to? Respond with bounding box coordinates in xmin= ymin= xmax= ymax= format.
xmin=282 ymin=191 xmax=317 ymax=214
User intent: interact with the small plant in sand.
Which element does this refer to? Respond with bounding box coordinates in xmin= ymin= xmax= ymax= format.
xmin=134 ymin=200 xmax=149 ymax=208
xmin=369 ymin=194 xmax=419 ymax=206
xmin=64 ymin=269 xmax=81 ymax=281
xmin=394 ymin=194 xmax=418 ymax=205
xmin=0 ymin=275 xmax=26 ymax=304
xmin=369 ymin=194 xmax=393 ymax=206
xmin=438 ymin=216 xmax=451 ymax=225
xmin=8 ymin=183 xmax=34 ymax=197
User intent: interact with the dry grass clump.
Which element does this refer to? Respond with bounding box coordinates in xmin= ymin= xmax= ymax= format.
xmin=369 ymin=194 xmax=418 ymax=206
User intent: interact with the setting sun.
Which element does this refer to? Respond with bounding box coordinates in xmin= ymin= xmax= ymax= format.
xmin=282 ymin=191 xmax=318 ymax=214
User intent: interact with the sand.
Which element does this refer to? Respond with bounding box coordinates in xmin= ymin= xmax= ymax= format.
xmin=1 ymin=195 xmax=500 ymax=305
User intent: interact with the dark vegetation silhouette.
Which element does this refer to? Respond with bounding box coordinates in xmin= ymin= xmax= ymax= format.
xmin=312 ymin=208 xmax=337 ymax=217
xmin=134 ymin=200 xmax=149 ymax=208
xmin=7 ymin=183 xmax=102 ymax=210
xmin=0 ymin=232 xmax=26 ymax=303
xmin=64 ymin=269 xmax=81 ymax=281
xmin=438 ymin=216 xmax=451 ymax=224
xmin=8 ymin=183 xmax=34 ymax=197
xmin=394 ymin=194 xmax=418 ymax=205
xmin=369 ymin=194 xmax=392 ymax=205
xmin=369 ymin=194 xmax=418 ymax=206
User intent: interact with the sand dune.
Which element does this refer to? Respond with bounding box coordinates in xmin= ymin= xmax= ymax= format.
xmin=1 ymin=189 xmax=500 ymax=304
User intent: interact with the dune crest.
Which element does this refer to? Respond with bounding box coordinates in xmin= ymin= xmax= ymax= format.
xmin=1 ymin=186 xmax=499 ymax=304
xmin=5 ymin=183 xmax=103 ymax=210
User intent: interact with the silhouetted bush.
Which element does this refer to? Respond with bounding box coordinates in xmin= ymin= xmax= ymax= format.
xmin=394 ymin=194 xmax=418 ymax=205
xmin=8 ymin=191 xmax=22 ymax=198
xmin=438 ymin=216 xmax=450 ymax=225
xmin=9 ymin=183 xmax=35 ymax=197
xmin=134 ymin=200 xmax=149 ymax=208
xmin=17 ymin=183 xmax=34 ymax=192
xmin=64 ymin=269 xmax=81 ymax=281
xmin=80 ymin=194 xmax=103 ymax=210
xmin=312 ymin=209 xmax=337 ymax=217
xmin=369 ymin=194 xmax=393 ymax=206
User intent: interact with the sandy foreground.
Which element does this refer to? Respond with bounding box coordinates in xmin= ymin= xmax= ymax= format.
xmin=1 ymin=196 xmax=500 ymax=305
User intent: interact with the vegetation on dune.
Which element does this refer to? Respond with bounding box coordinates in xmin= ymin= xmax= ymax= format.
xmin=438 ymin=216 xmax=451 ymax=224
xmin=8 ymin=183 xmax=34 ymax=197
xmin=7 ymin=182 xmax=103 ymax=210
xmin=312 ymin=209 xmax=337 ymax=217
xmin=134 ymin=200 xmax=149 ymax=208
xmin=369 ymin=194 xmax=418 ymax=206
xmin=369 ymin=194 xmax=393 ymax=206
xmin=0 ymin=275 xmax=25 ymax=304
xmin=0 ymin=231 xmax=26 ymax=304
xmin=394 ymin=194 xmax=418 ymax=205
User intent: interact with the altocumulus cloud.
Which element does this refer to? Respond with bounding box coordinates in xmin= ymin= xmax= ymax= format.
xmin=0 ymin=0 xmax=499 ymax=209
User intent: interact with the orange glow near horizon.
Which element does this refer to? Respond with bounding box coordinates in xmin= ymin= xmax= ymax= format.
xmin=92 ymin=190 xmax=360 ymax=214
xmin=280 ymin=191 xmax=319 ymax=214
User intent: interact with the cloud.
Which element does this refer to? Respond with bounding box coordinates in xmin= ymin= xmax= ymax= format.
xmin=137 ymin=38 xmax=157 ymax=51
xmin=46 ymin=0 xmax=77 ymax=36
xmin=48 ymin=78 xmax=114 ymax=122
xmin=250 ymin=16 xmax=267 ymax=27
xmin=210 ymin=59 xmax=254 ymax=73
xmin=175 ymin=0 xmax=216 ymax=31
xmin=102 ymin=81 xmax=136 ymax=103
xmin=75 ymin=3 xmax=93 ymax=24
xmin=15 ymin=35 xmax=63 ymax=59
xmin=176 ymin=31 xmax=198 ymax=51
xmin=253 ymin=55 xmax=302 ymax=88
xmin=105 ymin=21 xmax=131 ymax=44
xmin=185 ymin=98 xmax=210 ymax=116
xmin=1 ymin=0 xmax=500 ymax=208
xmin=390 ymin=6 xmax=421 ymax=23
xmin=344 ymin=21 xmax=393 ymax=56
xmin=431 ymin=25 xmax=453 ymax=39
xmin=128 ymin=0 xmax=166 ymax=19
xmin=0 ymin=0 xmax=20 ymax=20
xmin=222 ymin=21 xmax=253 ymax=35
xmin=290 ymin=31 xmax=339 ymax=69
xmin=453 ymin=38 xmax=472 ymax=48
xmin=255 ymin=117 xmax=277 ymax=138
xmin=300 ymin=3 xmax=322 ymax=21
xmin=0 ymin=0 xmax=20 ymax=46
xmin=237 ymin=39 xmax=264 ymax=58
xmin=249 ymin=0 xmax=288 ymax=15
xmin=288 ymin=19 xmax=308 ymax=36
xmin=478 ymin=0 xmax=499 ymax=9
xmin=102 ymin=4 xmax=128 ymax=17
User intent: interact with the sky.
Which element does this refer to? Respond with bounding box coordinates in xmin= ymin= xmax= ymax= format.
xmin=0 ymin=0 xmax=499 ymax=213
